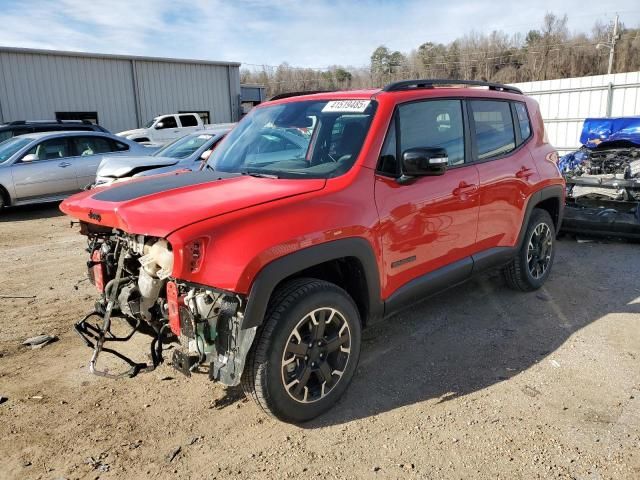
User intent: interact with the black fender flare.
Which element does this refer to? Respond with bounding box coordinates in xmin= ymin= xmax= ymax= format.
xmin=240 ymin=237 xmax=382 ymax=329
xmin=516 ymin=184 xmax=564 ymax=249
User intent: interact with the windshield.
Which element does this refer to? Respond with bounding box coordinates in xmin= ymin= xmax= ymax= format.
xmin=144 ymin=118 xmax=157 ymax=128
xmin=208 ymin=99 xmax=376 ymax=178
xmin=0 ymin=130 xmax=11 ymax=143
xmin=154 ymin=133 xmax=214 ymax=159
xmin=0 ymin=137 xmax=31 ymax=164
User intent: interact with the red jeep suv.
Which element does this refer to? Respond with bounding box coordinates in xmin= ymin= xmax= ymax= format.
xmin=61 ymin=79 xmax=564 ymax=423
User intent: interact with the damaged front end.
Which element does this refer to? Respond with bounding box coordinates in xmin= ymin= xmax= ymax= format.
xmin=75 ymin=222 xmax=254 ymax=385
xmin=559 ymin=117 xmax=640 ymax=238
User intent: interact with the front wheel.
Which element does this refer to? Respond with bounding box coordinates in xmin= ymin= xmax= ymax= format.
xmin=504 ymin=208 xmax=556 ymax=291
xmin=242 ymin=278 xmax=362 ymax=423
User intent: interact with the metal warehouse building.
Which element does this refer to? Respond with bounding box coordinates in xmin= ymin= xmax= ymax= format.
xmin=0 ymin=47 xmax=242 ymax=133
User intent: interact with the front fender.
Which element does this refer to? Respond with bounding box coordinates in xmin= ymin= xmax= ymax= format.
xmin=240 ymin=237 xmax=382 ymax=329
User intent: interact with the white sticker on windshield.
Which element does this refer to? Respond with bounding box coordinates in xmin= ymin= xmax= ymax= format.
xmin=322 ymin=100 xmax=371 ymax=113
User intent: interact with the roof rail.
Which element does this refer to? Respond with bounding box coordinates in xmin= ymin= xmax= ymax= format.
xmin=269 ymin=90 xmax=334 ymax=101
xmin=383 ymin=79 xmax=522 ymax=95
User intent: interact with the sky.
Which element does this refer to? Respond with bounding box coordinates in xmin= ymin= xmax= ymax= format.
xmin=0 ymin=0 xmax=637 ymax=69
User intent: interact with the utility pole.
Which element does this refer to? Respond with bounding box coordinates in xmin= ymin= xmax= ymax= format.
xmin=598 ymin=14 xmax=619 ymax=75
xmin=608 ymin=14 xmax=619 ymax=75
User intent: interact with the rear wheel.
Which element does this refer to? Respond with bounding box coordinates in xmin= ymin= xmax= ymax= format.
xmin=504 ymin=208 xmax=556 ymax=291
xmin=242 ymin=278 xmax=361 ymax=423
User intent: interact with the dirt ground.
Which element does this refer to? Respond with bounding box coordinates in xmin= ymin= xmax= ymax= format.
xmin=0 ymin=203 xmax=639 ymax=480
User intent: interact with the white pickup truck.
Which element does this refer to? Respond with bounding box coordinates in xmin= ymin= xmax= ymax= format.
xmin=116 ymin=113 xmax=204 ymax=145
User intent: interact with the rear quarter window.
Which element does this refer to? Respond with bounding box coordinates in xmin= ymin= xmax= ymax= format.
xmin=111 ymin=140 xmax=130 ymax=151
xmin=514 ymin=102 xmax=532 ymax=142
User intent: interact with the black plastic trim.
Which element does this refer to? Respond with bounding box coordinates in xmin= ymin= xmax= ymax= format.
xmin=384 ymin=257 xmax=473 ymax=317
xmin=240 ymin=238 xmax=383 ymax=329
xmin=471 ymin=247 xmax=516 ymax=273
xmin=383 ymin=79 xmax=523 ymax=95
xmin=516 ymin=184 xmax=565 ymax=248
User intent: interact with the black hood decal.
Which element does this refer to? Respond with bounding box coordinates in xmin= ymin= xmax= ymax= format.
xmin=92 ymin=171 xmax=241 ymax=202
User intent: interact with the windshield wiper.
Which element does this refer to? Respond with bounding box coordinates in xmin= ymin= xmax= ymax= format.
xmin=242 ymin=169 xmax=280 ymax=179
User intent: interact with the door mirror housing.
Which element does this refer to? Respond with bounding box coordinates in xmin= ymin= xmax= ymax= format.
xmin=398 ymin=147 xmax=448 ymax=183
xmin=21 ymin=153 xmax=38 ymax=163
xmin=155 ymin=122 xmax=164 ymax=129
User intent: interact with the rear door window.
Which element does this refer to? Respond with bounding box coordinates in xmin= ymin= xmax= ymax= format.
xmin=179 ymin=115 xmax=199 ymax=127
xmin=71 ymin=136 xmax=115 ymax=156
xmin=469 ymin=100 xmax=516 ymax=160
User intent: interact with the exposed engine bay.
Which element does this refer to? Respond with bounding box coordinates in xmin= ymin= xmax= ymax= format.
xmin=559 ymin=143 xmax=640 ymax=238
xmin=75 ymin=222 xmax=254 ymax=384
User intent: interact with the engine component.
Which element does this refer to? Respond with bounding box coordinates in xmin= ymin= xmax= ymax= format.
xmin=137 ymin=268 xmax=163 ymax=322
xmin=139 ymin=239 xmax=173 ymax=279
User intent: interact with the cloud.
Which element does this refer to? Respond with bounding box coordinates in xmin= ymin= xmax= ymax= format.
xmin=0 ymin=0 xmax=636 ymax=68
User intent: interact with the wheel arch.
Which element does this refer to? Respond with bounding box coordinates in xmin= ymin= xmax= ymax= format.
xmin=240 ymin=238 xmax=383 ymax=330
xmin=0 ymin=184 xmax=11 ymax=208
xmin=517 ymin=184 xmax=564 ymax=249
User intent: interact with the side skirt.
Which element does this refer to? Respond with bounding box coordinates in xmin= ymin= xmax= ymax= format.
xmin=383 ymin=246 xmax=516 ymax=319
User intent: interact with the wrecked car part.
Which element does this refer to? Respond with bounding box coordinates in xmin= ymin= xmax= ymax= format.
xmin=559 ymin=125 xmax=640 ymax=238
xmin=167 ymin=281 xmax=252 ymax=385
xmin=74 ymin=224 xmax=249 ymax=384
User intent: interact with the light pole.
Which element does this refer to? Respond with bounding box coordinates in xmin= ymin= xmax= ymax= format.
xmin=597 ymin=14 xmax=619 ymax=75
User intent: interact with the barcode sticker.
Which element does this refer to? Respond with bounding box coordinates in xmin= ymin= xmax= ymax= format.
xmin=322 ymin=100 xmax=371 ymax=113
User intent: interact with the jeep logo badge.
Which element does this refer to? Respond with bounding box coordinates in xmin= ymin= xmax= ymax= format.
xmin=88 ymin=210 xmax=102 ymax=222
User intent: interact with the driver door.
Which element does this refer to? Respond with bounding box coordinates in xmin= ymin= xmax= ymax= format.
xmin=154 ymin=115 xmax=180 ymax=143
xmin=11 ymin=137 xmax=79 ymax=201
xmin=374 ymin=99 xmax=480 ymax=299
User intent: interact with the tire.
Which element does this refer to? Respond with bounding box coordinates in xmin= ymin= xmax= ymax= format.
xmin=242 ymin=278 xmax=362 ymax=423
xmin=504 ymin=208 xmax=556 ymax=291
xmin=0 ymin=187 xmax=7 ymax=210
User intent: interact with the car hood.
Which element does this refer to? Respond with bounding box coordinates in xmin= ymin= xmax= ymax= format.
xmin=580 ymin=117 xmax=640 ymax=148
xmin=60 ymin=170 xmax=326 ymax=237
xmin=98 ymin=155 xmax=179 ymax=178
xmin=116 ymin=128 xmax=147 ymax=138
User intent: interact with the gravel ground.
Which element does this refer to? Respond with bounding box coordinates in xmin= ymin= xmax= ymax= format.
xmin=0 ymin=203 xmax=639 ymax=480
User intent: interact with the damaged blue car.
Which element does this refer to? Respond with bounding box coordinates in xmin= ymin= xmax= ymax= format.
xmin=559 ymin=116 xmax=640 ymax=239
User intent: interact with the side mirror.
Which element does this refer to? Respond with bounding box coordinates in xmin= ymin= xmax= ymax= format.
xmin=21 ymin=153 xmax=38 ymax=163
xmin=155 ymin=122 xmax=164 ymax=129
xmin=200 ymin=150 xmax=212 ymax=161
xmin=398 ymin=147 xmax=448 ymax=183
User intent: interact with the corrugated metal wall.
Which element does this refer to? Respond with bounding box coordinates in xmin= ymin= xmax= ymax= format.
xmin=135 ymin=60 xmax=239 ymax=125
xmin=511 ymin=72 xmax=640 ymax=153
xmin=0 ymin=48 xmax=240 ymax=133
xmin=0 ymin=50 xmax=138 ymax=132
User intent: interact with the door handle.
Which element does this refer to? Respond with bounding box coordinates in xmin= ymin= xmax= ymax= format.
xmin=453 ymin=181 xmax=478 ymax=196
xmin=516 ymin=166 xmax=534 ymax=179
xmin=58 ymin=162 xmax=71 ymax=168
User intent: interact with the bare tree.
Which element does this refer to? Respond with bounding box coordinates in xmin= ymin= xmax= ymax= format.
xmin=241 ymin=13 xmax=640 ymax=97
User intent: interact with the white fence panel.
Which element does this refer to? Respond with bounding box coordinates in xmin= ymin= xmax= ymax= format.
xmin=511 ymin=72 xmax=640 ymax=153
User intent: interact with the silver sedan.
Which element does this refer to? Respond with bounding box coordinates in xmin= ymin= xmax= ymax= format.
xmin=0 ymin=131 xmax=148 ymax=209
